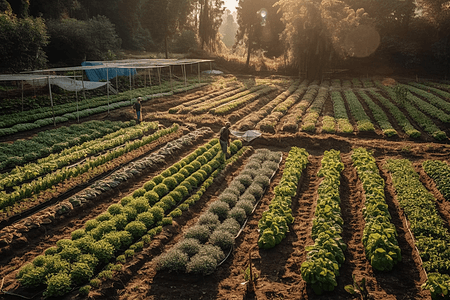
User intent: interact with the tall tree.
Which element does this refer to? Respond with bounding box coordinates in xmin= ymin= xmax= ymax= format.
xmin=343 ymin=0 xmax=415 ymax=36
xmin=235 ymin=0 xmax=285 ymax=67
xmin=276 ymin=0 xmax=374 ymax=79
xmin=199 ymin=0 xmax=224 ymax=51
xmin=141 ymin=0 xmax=193 ymax=56
xmin=219 ymin=10 xmax=238 ymax=48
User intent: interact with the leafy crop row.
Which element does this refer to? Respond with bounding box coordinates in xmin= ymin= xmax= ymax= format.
xmin=362 ymin=78 xmax=375 ymax=88
xmin=321 ymin=116 xmax=336 ymax=133
xmin=16 ymin=137 xmax=241 ymax=296
xmin=300 ymin=149 xmax=346 ymax=295
xmin=258 ymin=147 xmax=309 ymax=249
xmin=234 ymin=80 xmax=302 ymax=131
xmin=405 ymin=83 xmax=450 ymax=113
xmin=368 ymin=89 xmax=420 ymax=138
xmin=170 ymin=85 xmax=246 ymax=114
xmin=351 ymin=148 xmax=401 ymax=271
xmin=157 ymin=148 xmax=281 ymax=275
xmin=423 ymin=160 xmax=450 ymax=201
xmin=280 ymin=81 xmax=321 ymax=132
xmin=0 ymin=123 xmax=175 ymax=210
xmin=210 ymin=86 xmax=276 ymax=115
xmin=190 ymin=85 xmax=267 ymax=115
xmin=379 ymin=84 xmax=446 ymax=140
xmin=402 ymin=85 xmax=450 ymax=123
xmin=257 ymin=81 xmax=309 ymax=133
xmin=331 ymin=91 xmax=353 ymax=133
xmin=343 ymin=90 xmax=375 ymax=132
xmin=300 ymin=83 xmax=329 ymax=132
xmin=0 ymin=120 xmax=135 ymax=171
xmin=385 ymin=159 xmax=450 ymax=298
xmin=357 ymin=91 xmax=397 ymax=137
xmin=351 ymin=78 xmax=363 ymax=88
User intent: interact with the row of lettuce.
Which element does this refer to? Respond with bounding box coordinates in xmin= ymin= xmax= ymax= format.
xmin=156 ymin=148 xmax=281 ymax=274
xmin=169 ymin=84 xmax=276 ymax=115
xmin=16 ymin=137 xmax=245 ymax=297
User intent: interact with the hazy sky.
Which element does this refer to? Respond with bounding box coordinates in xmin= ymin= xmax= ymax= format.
xmin=223 ymin=0 xmax=238 ymax=12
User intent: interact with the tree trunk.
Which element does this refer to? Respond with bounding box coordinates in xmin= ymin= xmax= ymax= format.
xmin=165 ymin=36 xmax=169 ymax=59
xmin=245 ymin=26 xmax=252 ymax=68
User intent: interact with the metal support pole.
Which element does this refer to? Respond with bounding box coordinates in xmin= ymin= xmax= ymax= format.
xmin=21 ymin=80 xmax=24 ymax=112
xmin=116 ymin=69 xmax=118 ymax=93
xmin=183 ymin=64 xmax=187 ymax=87
xmin=169 ymin=66 xmax=173 ymax=92
xmin=129 ymin=69 xmax=132 ymax=91
xmin=48 ymin=76 xmax=56 ymax=126
xmin=148 ymin=69 xmax=152 ymax=87
xmin=107 ymin=67 xmax=110 ymax=114
xmin=158 ymin=67 xmax=162 ymax=94
xmin=75 ymin=71 xmax=79 ymax=122
xmin=82 ymin=70 xmax=86 ymax=101
xmin=198 ymin=62 xmax=201 ymax=84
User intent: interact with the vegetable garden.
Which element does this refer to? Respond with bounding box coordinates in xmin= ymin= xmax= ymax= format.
xmin=1 ymin=74 xmax=450 ymax=299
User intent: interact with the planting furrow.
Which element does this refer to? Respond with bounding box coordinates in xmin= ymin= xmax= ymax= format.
xmin=379 ymin=84 xmax=446 ymax=140
xmin=343 ymin=90 xmax=375 ymax=132
xmin=280 ymin=82 xmax=322 ymax=132
xmin=422 ymin=160 xmax=450 ymax=201
xmin=368 ymin=89 xmax=420 ymax=138
xmin=331 ymin=91 xmax=353 ymax=133
xmin=169 ymin=84 xmax=243 ymax=114
xmin=385 ymin=158 xmax=450 ymax=299
xmin=258 ymin=147 xmax=309 ymax=249
xmin=257 ymin=81 xmax=309 ymax=133
xmin=190 ymin=85 xmax=266 ymax=115
xmin=234 ymin=80 xmax=303 ymax=131
xmin=357 ymin=91 xmax=397 ymax=137
xmin=300 ymin=149 xmax=346 ymax=295
xmin=210 ymin=86 xmax=277 ymax=115
xmin=402 ymin=84 xmax=450 ymax=123
xmin=405 ymin=83 xmax=450 ymax=113
xmin=300 ymin=82 xmax=329 ymax=132
xmin=351 ymin=148 xmax=401 ymax=271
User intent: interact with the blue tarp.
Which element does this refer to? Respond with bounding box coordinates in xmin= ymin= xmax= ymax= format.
xmin=81 ymin=61 xmax=137 ymax=82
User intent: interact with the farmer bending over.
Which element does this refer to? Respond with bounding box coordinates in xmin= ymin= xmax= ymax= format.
xmin=219 ymin=121 xmax=231 ymax=159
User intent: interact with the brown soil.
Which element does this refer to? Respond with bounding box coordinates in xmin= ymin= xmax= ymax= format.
xmin=1 ymin=75 xmax=450 ymax=300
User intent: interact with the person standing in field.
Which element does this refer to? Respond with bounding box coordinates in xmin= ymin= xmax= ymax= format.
xmin=219 ymin=121 xmax=231 ymax=159
xmin=134 ymin=97 xmax=142 ymax=123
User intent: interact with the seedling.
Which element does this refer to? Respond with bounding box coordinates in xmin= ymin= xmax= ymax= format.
xmin=345 ymin=275 xmax=371 ymax=300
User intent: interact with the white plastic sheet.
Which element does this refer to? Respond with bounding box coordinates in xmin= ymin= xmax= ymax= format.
xmin=230 ymin=130 xmax=261 ymax=142
xmin=27 ymin=77 xmax=108 ymax=92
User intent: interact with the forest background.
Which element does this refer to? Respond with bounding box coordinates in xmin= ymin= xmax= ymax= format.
xmin=0 ymin=0 xmax=449 ymax=79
